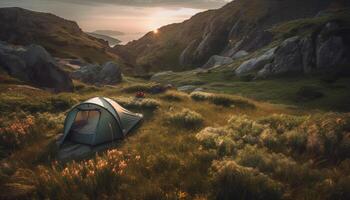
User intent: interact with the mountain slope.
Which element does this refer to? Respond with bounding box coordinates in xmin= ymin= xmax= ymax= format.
xmin=120 ymin=0 xmax=348 ymax=73
xmin=0 ymin=7 xmax=120 ymax=63
xmin=87 ymin=32 xmax=121 ymax=47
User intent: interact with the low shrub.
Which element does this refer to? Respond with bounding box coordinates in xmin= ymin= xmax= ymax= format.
xmin=196 ymin=127 xmax=236 ymax=155
xmin=121 ymin=83 xmax=157 ymax=93
xmin=167 ymin=109 xmax=204 ymax=129
xmin=115 ymin=97 xmax=160 ymax=110
xmin=160 ymin=91 xmax=187 ymax=102
xmin=190 ymin=92 xmax=212 ymax=101
xmin=210 ymin=159 xmax=283 ymax=200
xmin=190 ymin=92 xmax=255 ymax=108
xmin=236 ymin=145 xmax=322 ymax=186
xmin=258 ymin=114 xmax=307 ymax=134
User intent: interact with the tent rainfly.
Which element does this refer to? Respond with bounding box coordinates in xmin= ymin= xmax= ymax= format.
xmin=60 ymin=97 xmax=143 ymax=146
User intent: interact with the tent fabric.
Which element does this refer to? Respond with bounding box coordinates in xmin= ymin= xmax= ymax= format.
xmin=60 ymin=97 xmax=143 ymax=146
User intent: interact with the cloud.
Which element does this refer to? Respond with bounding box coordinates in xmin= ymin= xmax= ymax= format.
xmin=54 ymin=0 xmax=231 ymax=9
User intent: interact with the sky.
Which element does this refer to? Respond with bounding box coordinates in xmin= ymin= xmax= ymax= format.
xmin=0 ymin=0 xmax=231 ymax=42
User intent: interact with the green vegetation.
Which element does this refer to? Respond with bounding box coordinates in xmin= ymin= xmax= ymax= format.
xmin=152 ymin=69 xmax=350 ymax=111
xmin=191 ymin=91 xmax=255 ymax=108
xmin=166 ymin=108 xmax=204 ymax=129
xmin=0 ymin=73 xmax=349 ymax=199
xmin=270 ymin=8 xmax=350 ymax=40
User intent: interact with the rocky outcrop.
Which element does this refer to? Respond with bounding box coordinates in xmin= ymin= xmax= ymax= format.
xmin=202 ymin=55 xmax=233 ymax=69
xmin=244 ymin=20 xmax=350 ymax=79
xmin=71 ymin=61 xmax=122 ymax=85
xmin=232 ymin=50 xmax=249 ymax=59
xmin=0 ymin=42 xmax=73 ymax=92
xmin=316 ymin=21 xmax=350 ymax=70
xmin=270 ymin=36 xmax=304 ymax=75
xmin=235 ymin=47 xmax=276 ymax=76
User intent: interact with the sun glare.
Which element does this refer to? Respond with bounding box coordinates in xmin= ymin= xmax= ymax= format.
xmin=153 ymin=29 xmax=159 ymax=34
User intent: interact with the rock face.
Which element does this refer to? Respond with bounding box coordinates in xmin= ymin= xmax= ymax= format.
xmin=240 ymin=20 xmax=350 ymax=79
xmin=232 ymin=50 xmax=249 ymax=59
xmin=71 ymin=61 xmax=122 ymax=85
xmin=235 ymin=47 xmax=276 ymax=76
xmin=269 ymin=36 xmax=304 ymax=75
xmin=202 ymin=55 xmax=233 ymax=69
xmin=0 ymin=42 xmax=73 ymax=92
xmin=0 ymin=7 xmax=120 ymax=63
xmin=121 ymin=0 xmax=338 ymax=72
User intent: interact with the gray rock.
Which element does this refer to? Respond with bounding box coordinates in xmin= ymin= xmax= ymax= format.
xmin=271 ymin=36 xmax=303 ymax=75
xmin=72 ymin=61 xmax=122 ymax=85
xmin=71 ymin=64 xmax=100 ymax=83
xmin=177 ymin=85 xmax=196 ymax=92
xmin=256 ymin=36 xmax=304 ymax=78
xmin=232 ymin=50 xmax=249 ymax=59
xmin=150 ymin=71 xmax=175 ymax=82
xmin=0 ymin=42 xmax=73 ymax=92
xmin=316 ymin=36 xmax=349 ymax=70
xmin=0 ymin=49 xmax=27 ymax=80
xmin=300 ymin=36 xmax=316 ymax=73
xmin=194 ymin=87 xmax=204 ymax=92
xmin=202 ymin=55 xmax=233 ymax=69
xmin=98 ymin=61 xmax=122 ymax=84
xmin=235 ymin=47 xmax=276 ymax=76
xmin=256 ymin=64 xmax=271 ymax=79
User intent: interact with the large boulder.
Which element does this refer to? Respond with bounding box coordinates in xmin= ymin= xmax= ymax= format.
xmin=98 ymin=62 xmax=122 ymax=84
xmin=235 ymin=47 xmax=276 ymax=76
xmin=0 ymin=43 xmax=73 ymax=92
xmin=71 ymin=61 xmax=122 ymax=85
xmin=257 ymin=37 xmax=303 ymax=78
xmin=271 ymin=36 xmax=303 ymax=74
xmin=71 ymin=64 xmax=101 ymax=83
xmin=202 ymin=55 xmax=233 ymax=69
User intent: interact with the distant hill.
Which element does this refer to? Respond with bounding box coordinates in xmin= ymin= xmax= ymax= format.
xmin=0 ymin=7 xmax=122 ymax=64
xmin=87 ymin=32 xmax=121 ymax=47
xmin=119 ymin=0 xmax=349 ymax=73
xmin=93 ymin=30 xmax=125 ymax=36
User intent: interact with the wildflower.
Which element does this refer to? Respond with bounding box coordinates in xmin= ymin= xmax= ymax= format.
xmin=119 ymin=160 xmax=127 ymax=169
xmin=178 ymin=191 xmax=188 ymax=199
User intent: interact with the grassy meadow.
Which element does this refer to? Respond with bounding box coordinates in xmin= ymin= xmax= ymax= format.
xmin=0 ymin=68 xmax=350 ymax=200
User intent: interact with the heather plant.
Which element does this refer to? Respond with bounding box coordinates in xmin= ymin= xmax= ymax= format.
xmin=0 ymin=115 xmax=35 ymax=149
xmin=34 ymin=149 xmax=134 ymax=199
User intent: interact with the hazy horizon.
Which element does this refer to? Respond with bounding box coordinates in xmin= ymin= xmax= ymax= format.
xmin=0 ymin=0 xmax=230 ymax=43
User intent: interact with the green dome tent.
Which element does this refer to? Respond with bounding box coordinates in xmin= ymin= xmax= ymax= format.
xmin=60 ymin=97 xmax=143 ymax=146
